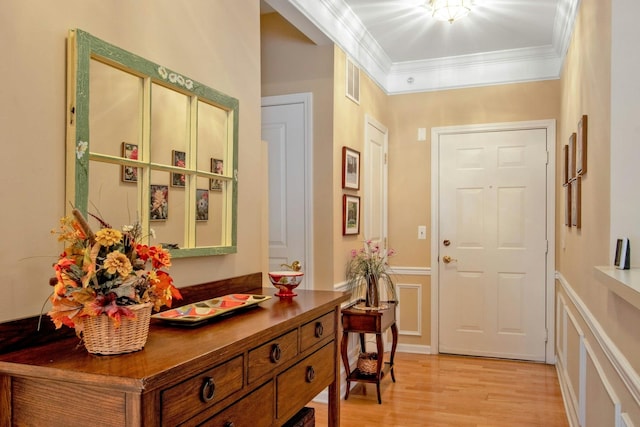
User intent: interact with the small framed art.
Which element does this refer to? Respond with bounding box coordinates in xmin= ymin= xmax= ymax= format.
xmin=570 ymin=177 xmax=581 ymax=228
xmin=210 ymin=158 xmax=223 ymax=191
xmin=121 ymin=142 xmax=138 ymax=183
xmin=614 ymin=238 xmax=630 ymax=270
xmin=171 ymin=150 xmax=186 ymax=187
xmin=342 ymin=147 xmax=360 ymax=190
xmin=150 ymin=185 xmax=169 ymax=221
xmin=196 ymin=189 xmax=209 ymax=221
xmin=577 ymin=115 xmax=588 ymax=175
xmin=342 ymin=194 xmax=360 ymax=235
xmin=562 ymin=144 xmax=569 ymax=186
xmin=568 ymin=133 xmax=577 ymax=181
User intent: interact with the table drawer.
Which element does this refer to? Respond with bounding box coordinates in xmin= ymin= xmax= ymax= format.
xmin=300 ymin=311 xmax=335 ymax=352
xmin=162 ymin=355 xmax=244 ymax=426
xmin=277 ymin=342 xmax=335 ymax=420
xmin=248 ymin=329 xmax=298 ymax=383
xmin=187 ymin=381 xmax=274 ymax=427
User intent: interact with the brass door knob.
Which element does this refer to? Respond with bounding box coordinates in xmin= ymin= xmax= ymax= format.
xmin=442 ymin=255 xmax=457 ymax=264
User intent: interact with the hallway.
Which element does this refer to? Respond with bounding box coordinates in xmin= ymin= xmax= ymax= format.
xmin=310 ymin=352 xmax=569 ymax=426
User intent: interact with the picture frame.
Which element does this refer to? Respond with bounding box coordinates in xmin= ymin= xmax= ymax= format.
xmin=150 ymin=184 xmax=169 ymax=221
xmin=570 ymin=177 xmax=581 ymax=228
xmin=121 ymin=142 xmax=138 ymax=183
xmin=342 ymin=147 xmax=360 ymax=190
xmin=171 ymin=150 xmax=186 ymax=187
xmin=576 ymin=114 xmax=588 ymax=176
xmin=210 ymin=158 xmax=223 ymax=191
xmin=568 ymin=133 xmax=577 ymax=181
xmin=564 ymin=184 xmax=571 ymax=226
xmin=562 ymin=144 xmax=569 ymax=186
xmin=196 ymin=189 xmax=209 ymax=221
xmin=614 ymin=238 xmax=630 ymax=270
xmin=342 ymin=194 xmax=360 ymax=235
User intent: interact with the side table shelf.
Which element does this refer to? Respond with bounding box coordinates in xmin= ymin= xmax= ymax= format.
xmin=340 ymin=301 xmax=398 ymax=404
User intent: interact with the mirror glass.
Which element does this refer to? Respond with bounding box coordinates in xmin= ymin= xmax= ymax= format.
xmin=68 ymin=29 xmax=238 ymax=256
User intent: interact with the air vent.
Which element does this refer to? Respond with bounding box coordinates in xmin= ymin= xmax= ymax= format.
xmin=346 ymin=57 xmax=360 ymax=104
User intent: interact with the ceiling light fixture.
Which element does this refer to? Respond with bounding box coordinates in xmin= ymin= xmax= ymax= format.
xmin=429 ymin=0 xmax=474 ymax=24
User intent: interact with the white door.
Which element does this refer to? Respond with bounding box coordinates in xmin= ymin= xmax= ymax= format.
xmin=261 ymin=94 xmax=312 ymax=284
xmin=438 ymin=128 xmax=548 ymax=361
xmin=364 ymin=116 xmax=388 ymax=247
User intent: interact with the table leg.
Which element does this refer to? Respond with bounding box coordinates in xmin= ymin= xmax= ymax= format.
xmin=375 ymin=333 xmax=384 ymax=404
xmin=390 ymin=322 xmax=398 ymax=383
xmin=341 ymin=330 xmax=351 ymax=400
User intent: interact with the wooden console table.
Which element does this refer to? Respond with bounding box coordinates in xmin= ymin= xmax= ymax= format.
xmin=340 ymin=301 xmax=398 ymax=404
xmin=0 ymin=274 xmax=349 ymax=427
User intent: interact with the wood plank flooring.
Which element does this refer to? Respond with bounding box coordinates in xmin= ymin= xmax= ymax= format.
xmin=309 ymin=352 xmax=569 ymax=427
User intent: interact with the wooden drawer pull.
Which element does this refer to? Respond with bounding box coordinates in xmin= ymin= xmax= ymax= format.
xmin=223 ymin=422 xmax=235 ymax=427
xmin=200 ymin=377 xmax=216 ymax=402
xmin=306 ymin=366 xmax=316 ymax=383
xmin=314 ymin=322 xmax=324 ymax=338
xmin=270 ymin=343 xmax=282 ymax=363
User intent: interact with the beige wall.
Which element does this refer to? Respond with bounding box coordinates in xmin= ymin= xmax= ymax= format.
xmin=386 ymin=81 xmax=560 ymax=347
xmin=556 ymin=0 xmax=640 ymax=423
xmin=260 ymin=13 xmax=335 ymax=290
xmin=0 ymin=0 xmax=264 ymax=322
xmin=332 ymin=47 xmax=391 ymax=285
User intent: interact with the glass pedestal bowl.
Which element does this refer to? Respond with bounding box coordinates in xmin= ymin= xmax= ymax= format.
xmin=268 ymin=271 xmax=304 ymax=298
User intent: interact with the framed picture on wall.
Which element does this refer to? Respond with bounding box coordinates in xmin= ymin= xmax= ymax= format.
xmin=342 ymin=195 xmax=360 ymax=235
xmin=210 ymin=158 xmax=223 ymax=191
xmin=121 ymin=142 xmax=138 ymax=183
xmin=150 ymin=185 xmax=169 ymax=221
xmin=171 ymin=150 xmax=186 ymax=187
xmin=570 ymin=177 xmax=581 ymax=228
xmin=342 ymin=147 xmax=360 ymax=190
xmin=562 ymin=144 xmax=569 ymax=186
xmin=196 ymin=189 xmax=209 ymax=221
xmin=568 ymin=133 xmax=577 ymax=181
xmin=565 ymin=184 xmax=571 ymax=226
xmin=576 ymin=115 xmax=588 ymax=175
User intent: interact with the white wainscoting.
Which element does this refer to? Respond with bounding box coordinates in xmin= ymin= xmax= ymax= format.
xmin=556 ymin=272 xmax=640 ymax=427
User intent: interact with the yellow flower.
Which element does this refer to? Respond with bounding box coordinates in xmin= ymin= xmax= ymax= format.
xmin=103 ymin=251 xmax=133 ymax=277
xmin=95 ymin=228 xmax=123 ymax=247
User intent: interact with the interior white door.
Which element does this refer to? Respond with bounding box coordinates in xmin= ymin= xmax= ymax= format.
xmin=364 ymin=116 xmax=388 ymax=246
xmin=261 ymin=99 xmax=308 ymax=279
xmin=438 ymin=128 xmax=548 ymax=361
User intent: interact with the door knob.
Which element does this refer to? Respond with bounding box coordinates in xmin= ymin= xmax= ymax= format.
xmin=442 ymin=255 xmax=457 ymax=264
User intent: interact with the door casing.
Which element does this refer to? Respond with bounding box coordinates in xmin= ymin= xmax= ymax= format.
xmin=430 ymin=119 xmax=556 ymax=363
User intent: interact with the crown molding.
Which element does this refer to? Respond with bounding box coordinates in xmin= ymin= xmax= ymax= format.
xmin=270 ymin=0 xmax=579 ymax=94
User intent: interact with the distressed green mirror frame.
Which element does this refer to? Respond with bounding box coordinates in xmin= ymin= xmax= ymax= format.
xmin=66 ymin=29 xmax=238 ymax=257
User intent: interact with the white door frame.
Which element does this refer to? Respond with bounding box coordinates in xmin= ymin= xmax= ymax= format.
xmin=430 ymin=119 xmax=556 ymax=363
xmin=261 ymin=93 xmax=314 ymax=288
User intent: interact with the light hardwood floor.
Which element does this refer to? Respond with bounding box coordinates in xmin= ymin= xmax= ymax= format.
xmin=309 ymin=352 xmax=569 ymax=427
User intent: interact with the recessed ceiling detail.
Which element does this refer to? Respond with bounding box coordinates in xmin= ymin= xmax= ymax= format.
xmin=264 ymin=0 xmax=579 ymax=94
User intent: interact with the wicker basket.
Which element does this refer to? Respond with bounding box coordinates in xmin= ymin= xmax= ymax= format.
xmin=82 ymin=303 xmax=153 ymax=355
xmin=357 ymin=352 xmax=378 ymax=375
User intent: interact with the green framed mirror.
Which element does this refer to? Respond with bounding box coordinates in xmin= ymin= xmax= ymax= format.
xmin=66 ymin=29 xmax=238 ymax=257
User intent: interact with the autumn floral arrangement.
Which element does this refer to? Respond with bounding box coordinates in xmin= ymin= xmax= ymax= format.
xmin=346 ymin=240 xmax=397 ymax=308
xmin=48 ymin=209 xmax=182 ymax=335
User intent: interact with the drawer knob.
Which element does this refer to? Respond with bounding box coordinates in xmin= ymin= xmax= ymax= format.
xmin=270 ymin=343 xmax=282 ymax=363
xmin=306 ymin=366 xmax=316 ymax=383
xmin=314 ymin=322 xmax=324 ymax=338
xmin=200 ymin=377 xmax=216 ymax=402
xmin=224 ymin=422 xmax=235 ymax=427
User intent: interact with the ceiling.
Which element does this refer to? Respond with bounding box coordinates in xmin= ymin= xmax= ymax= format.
xmin=262 ymin=0 xmax=579 ymax=94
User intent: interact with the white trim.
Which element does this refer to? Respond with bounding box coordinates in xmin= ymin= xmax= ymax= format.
xmin=431 ymin=119 xmax=556 ymax=362
xmin=585 ymin=339 xmax=623 ymax=427
xmin=261 ymin=93 xmax=315 ymax=289
xmin=396 ymin=283 xmax=422 ymax=336
xmin=397 ymin=343 xmax=431 ymax=354
xmin=557 ymin=272 xmax=640 ymax=407
xmin=388 ymin=266 xmax=431 ymax=276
